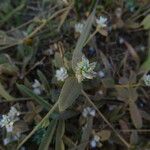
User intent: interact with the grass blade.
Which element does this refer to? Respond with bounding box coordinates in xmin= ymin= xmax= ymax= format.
xmin=38 ymin=120 xmax=58 ymax=150
xmin=17 ymin=84 xmax=51 ymax=110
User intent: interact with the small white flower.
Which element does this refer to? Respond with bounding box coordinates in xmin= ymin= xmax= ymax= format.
xmin=94 ymin=135 xmax=100 ymax=142
xmin=96 ymin=16 xmax=107 ymax=28
xmin=143 ymin=74 xmax=150 ymax=86
xmin=75 ymin=22 xmax=84 ymax=34
xmin=75 ymin=55 xmax=97 ymax=82
xmin=119 ymin=37 xmax=124 ymax=44
xmin=82 ymin=107 xmax=96 ymax=117
xmin=62 ymin=0 xmax=68 ymax=4
xmin=32 ymin=79 xmax=43 ymax=95
xmin=90 ymin=139 xmax=97 ymax=148
xmin=33 ymin=88 xmax=42 ymax=95
xmin=98 ymin=70 xmax=105 ymax=78
xmin=3 ymin=133 xmax=21 ymax=145
xmin=32 ymin=79 xmax=41 ymax=88
xmin=108 ymin=105 xmax=116 ymax=111
xmin=3 ymin=137 xmax=11 ymax=145
xmin=98 ymin=90 xmax=103 ymax=95
xmin=55 ymin=67 xmax=68 ymax=81
xmin=90 ymin=135 xmax=102 ymax=148
xmin=8 ymin=106 xmax=20 ymax=118
xmin=6 ymin=122 xmax=14 ymax=132
xmin=0 ymin=107 xmax=20 ymax=133
xmin=0 ymin=115 xmax=14 ymax=132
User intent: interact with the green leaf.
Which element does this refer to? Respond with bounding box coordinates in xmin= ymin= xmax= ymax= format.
xmin=58 ymin=77 xmax=82 ymax=111
xmin=38 ymin=120 xmax=58 ymax=150
xmin=37 ymin=70 xmax=51 ymax=93
xmin=141 ymin=14 xmax=150 ymax=30
xmin=0 ymin=63 xmax=18 ymax=75
xmin=58 ymin=2 xmax=73 ymax=30
xmin=0 ymin=82 xmax=14 ymax=101
xmin=0 ymin=30 xmax=17 ymax=46
xmin=55 ymin=120 xmax=65 ymax=150
xmin=72 ymin=10 xmax=95 ymax=71
xmin=130 ymin=131 xmax=138 ymax=145
xmin=53 ymin=52 xmax=64 ymax=68
xmin=17 ymin=84 xmax=51 ymax=110
xmin=129 ymin=102 xmax=142 ymax=129
xmin=140 ymin=54 xmax=150 ymax=71
xmin=97 ymin=130 xmax=111 ymax=141
xmin=77 ymin=117 xmax=93 ymax=150
xmin=17 ymin=101 xmax=58 ymax=150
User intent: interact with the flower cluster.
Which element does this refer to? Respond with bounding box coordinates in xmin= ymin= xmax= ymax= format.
xmin=82 ymin=107 xmax=96 ymax=117
xmin=90 ymin=135 xmax=102 ymax=148
xmin=32 ymin=79 xmax=43 ymax=95
xmin=75 ymin=55 xmax=97 ymax=82
xmin=96 ymin=16 xmax=107 ymax=28
xmin=3 ymin=133 xmax=20 ymax=145
xmin=55 ymin=67 xmax=68 ymax=81
xmin=0 ymin=106 xmax=20 ymax=132
xmin=143 ymin=74 xmax=150 ymax=86
xmin=75 ymin=22 xmax=84 ymax=34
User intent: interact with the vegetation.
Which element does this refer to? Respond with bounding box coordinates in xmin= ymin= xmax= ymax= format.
xmin=0 ymin=0 xmax=150 ymax=149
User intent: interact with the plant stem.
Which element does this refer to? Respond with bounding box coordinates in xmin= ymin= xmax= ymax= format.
xmin=17 ymin=101 xmax=59 ymax=149
xmin=81 ymin=90 xmax=131 ymax=149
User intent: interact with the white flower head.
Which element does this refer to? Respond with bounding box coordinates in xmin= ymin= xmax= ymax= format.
xmin=98 ymin=70 xmax=105 ymax=78
xmin=90 ymin=139 xmax=97 ymax=148
xmin=55 ymin=67 xmax=68 ymax=81
xmin=75 ymin=22 xmax=84 ymax=34
xmin=143 ymin=74 xmax=150 ymax=86
xmin=0 ymin=107 xmax=20 ymax=133
xmin=90 ymin=135 xmax=102 ymax=148
xmin=0 ymin=115 xmax=15 ymax=132
xmin=3 ymin=137 xmax=11 ymax=145
xmin=8 ymin=106 xmax=20 ymax=118
xmin=32 ymin=79 xmax=43 ymax=95
xmin=75 ymin=55 xmax=97 ymax=82
xmin=32 ymin=79 xmax=41 ymax=88
xmin=82 ymin=107 xmax=96 ymax=117
xmin=96 ymin=16 xmax=107 ymax=28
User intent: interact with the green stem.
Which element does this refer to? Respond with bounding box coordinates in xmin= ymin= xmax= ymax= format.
xmin=17 ymin=101 xmax=59 ymax=149
xmin=81 ymin=90 xmax=131 ymax=149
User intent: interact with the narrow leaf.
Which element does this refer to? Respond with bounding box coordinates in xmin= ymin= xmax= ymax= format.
xmin=55 ymin=120 xmax=65 ymax=150
xmin=37 ymin=70 xmax=51 ymax=93
xmin=140 ymin=56 xmax=150 ymax=72
xmin=77 ymin=117 xmax=93 ymax=150
xmin=0 ymin=82 xmax=14 ymax=101
xmin=72 ymin=10 xmax=95 ymax=71
xmin=129 ymin=102 xmax=142 ymax=129
xmin=54 ymin=52 xmax=64 ymax=68
xmin=17 ymin=84 xmax=51 ymax=110
xmin=38 ymin=120 xmax=57 ymax=150
xmin=141 ymin=14 xmax=150 ymax=30
xmin=58 ymin=2 xmax=73 ymax=30
xmin=58 ymin=77 xmax=81 ymax=111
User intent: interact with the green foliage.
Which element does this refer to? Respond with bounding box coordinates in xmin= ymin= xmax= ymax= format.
xmin=55 ymin=120 xmax=65 ymax=150
xmin=0 ymin=0 xmax=149 ymax=149
xmin=37 ymin=70 xmax=51 ymax=94
xmin=72 ymin=9 xmax=95 ymax=71
xmin=0 ymin=82 xmax=14 ymax=101
xmin=33 ymin=128 xmax=47 ymax=145
xmin=58 ymin=77 xmax=82 ymax=111
xmin=17 ymin=84 xmax=51 ymax=110
xmin=38 ymin=120 xmax=58 ymax=150
xmin=141 ymin=14 xmax=150 ymax=30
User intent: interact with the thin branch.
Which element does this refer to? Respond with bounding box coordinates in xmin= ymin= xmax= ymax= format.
xmin=17 ymin=101 xmax=59 ymax=149
xmin=81 ymin=90 xmax=131 ymax=149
